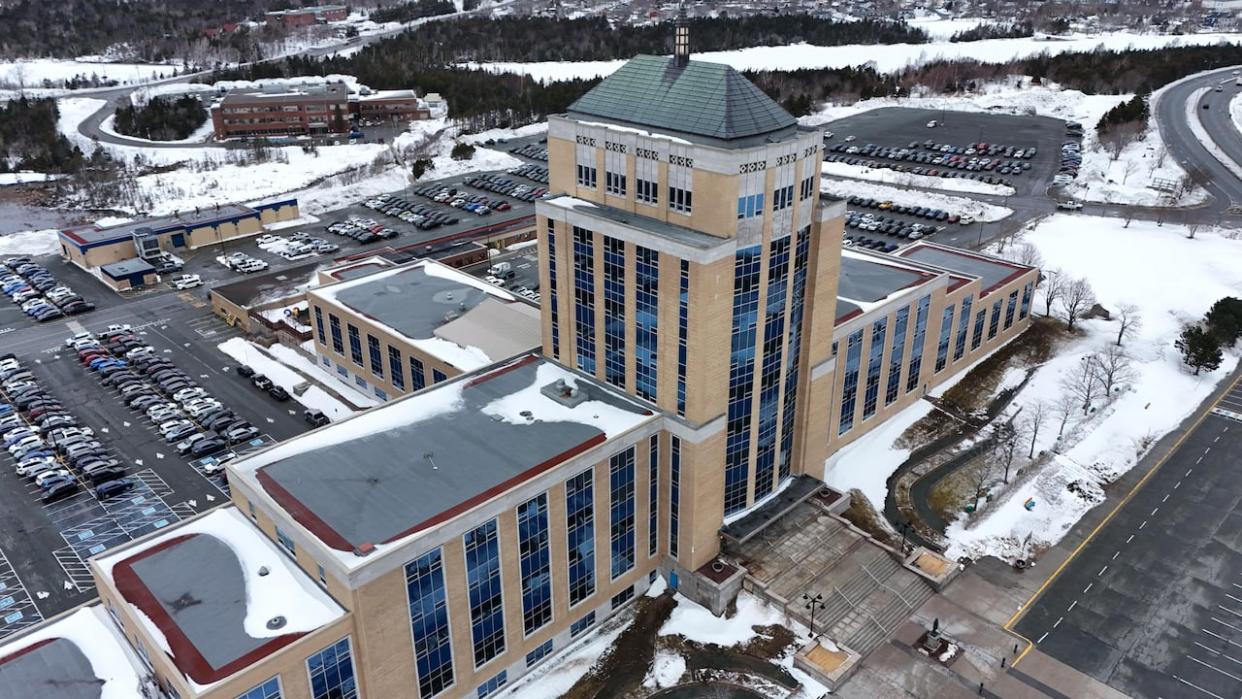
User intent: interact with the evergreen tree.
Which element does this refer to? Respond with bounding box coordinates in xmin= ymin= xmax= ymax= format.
xmin=1205 ymin=297 xmax=1242 ymax=346
xmin=1175 ymin=325 xmax=1223 ymax=375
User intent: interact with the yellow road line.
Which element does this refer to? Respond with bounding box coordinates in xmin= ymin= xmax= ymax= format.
xmin=1003 ymin=374 xmax=1240 ymax=666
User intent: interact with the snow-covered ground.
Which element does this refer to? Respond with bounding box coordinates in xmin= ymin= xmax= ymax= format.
xmin=0 ymin=229 xmax=62 ymax=256
xmin=0 ymin=172 xmax=60 ymax=186
xmin=0 ymin=58 xmax=176 ymax=90
xmin=823 ymin=400 xmax=935 ymax=509
xmin=820 ymin=177 xmax=1013 ymax=222
xmin=466 ymin=32 xmax=1242 ymax=83
xmin=907 ymin=15 xmax=994 ymax=40
xmin=265 ymin=342 xmax=380 ymax=410
xmin=945 ymin=215 xmax=1242 ymax=561
xmin=823 ymin=160 xmax=1015 ymax=196
xmin=807 ymin=80 xmax=1205 ymax=207
xmin=216 ymin=337 xmax=360 ymax=420
xmin=500 ymin=580 xmax=828 ymax=699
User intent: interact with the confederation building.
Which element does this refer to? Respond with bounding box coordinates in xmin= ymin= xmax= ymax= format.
xmin=0 ymin=31 xmax=1037 ymax=699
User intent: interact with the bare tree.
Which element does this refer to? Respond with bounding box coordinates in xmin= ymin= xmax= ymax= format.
xmin=993 ymin=422 xmax=1020 ymax=484
xmin=1091 ymin=344 xmax=1135 ymax=396
xmin=1185 ymin=220 xmax=1202 ymax=240
xmin=1122 ymin=208 xmax=1135 ymax=229
xmin=1041 ymin=268 xmax=1066 ymax=318
xmin=968 ymin=454 xmax=999 ymax=504
xmin=1153 ymin=144 xmax=1168 ymax=169
xmin=994 ymin=227 xmax=1026 ymax=256
xmin=1023 ymin=400 xmax=1048 ymax=459
xmin=1063 ymin=354 xmax=1104 ymax=414
xmin=1054 ymin=393 xmax=1077 ymax=438
xmin=1121 ymin=158 xmax=1139 ymax=185
xmin=1011 ymin=242 xmax=1044 ymax=268
xmin=1059 ymin=276 xmax=1097 ymax=331
xmin=1115 ymin=303 xmax=1142 ymax=346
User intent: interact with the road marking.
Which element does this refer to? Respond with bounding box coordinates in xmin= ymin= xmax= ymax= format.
xmin=1197 ymin=457 xmax=1203 ymax=464
xmin=1151 ymin=508 xmax=1159 ymax=516
xmin=1053 ymin=616 xmax=1063 ymax=628
xmin=1212 ymin=616 xmax=1242 ymax=633
xmin=1037 ymin=632 xmax=1049 ymax=644
xmin=1163 ymin=494 xmax=1170 ymax=503
xmin=1205 ymin=447 xmax=1212 ymax=454
xmin=1068 ymin=600 xmax=1077 ymax=612
xmin=1203 ymin=627 xmax=1242 ymax=649
xmin=1098 ymin=566 xmax=1109 ymax=577
xmin=1140 ymin=520 xmax=1147 ymax=529
xmin=1112 ymin=551 xmax=1120 ymax=560
xmin=1126 ymin=534 xmax=1134 ymax=544
xmin=1188 ymin=655 xmax=1242 ymax=683
xmin=1188 ymin=468 xmax=1194 ymax=476
xmin=1219 ymin=605 xmax=1242 ymax=619
xmin=1083 ymin=583 xmax=1093 ymax=593
xmin=1176 ymin=674 xmax=1226 ymax=698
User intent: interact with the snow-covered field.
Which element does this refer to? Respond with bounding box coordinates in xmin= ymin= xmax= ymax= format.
xmin=216 ymin=338 xmax=360 ymax=420
xmin=0 ymin=172 xmax=59 ymax=186
xmin=806 ymin=80 xmax=1205 ymax=207
xmin=945 ymin=215 xmax=1242 ymax=561
xmin=0 ymin=229 xmax=62 ymax=256
xmin=907 ymin=15 xmax=994 ymax=40
xmin=466 ymin=32 xmax=1242 ymax=83
xmin=820 ymin=178 xmax=1012 ymax=222
xmin=822 ymin=160 xmax=1015 ymax=196
xmin=0 ymin=58 xmax=176 ymax=89
xmin=99 ymin=114 xmax=215 ymax=145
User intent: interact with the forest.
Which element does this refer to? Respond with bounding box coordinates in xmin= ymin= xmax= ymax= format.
xmin=112 ymin=95 xmax=209 ymax=141
xmin=0 ymin=98 xmax=87 ymax=174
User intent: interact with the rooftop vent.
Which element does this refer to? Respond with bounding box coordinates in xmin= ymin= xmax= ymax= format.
xmin=257 ymin=566 xmax=270 ymax=577
xmin=541 ymin=378 xmax=588 ymax=408
xmin=266 ymin=616 xmax=287 ymax=631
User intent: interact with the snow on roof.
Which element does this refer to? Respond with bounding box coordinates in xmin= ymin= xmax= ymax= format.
xmin=575 ymin=119 xmax=692 ymax=145
xmin=836 ymin=249 xmax=938 ymax=317
xmin=897 ymin=242 xmax=1031 ymax=295
xmin=230 ymin=355 xmax=655 ymax=570
xmin=0 ymin=605 xmax=147 ymax=699
xmin=96 ymin=507 xmax=345 ymax=687
xmin=545 ymin=195 xmax=598 ymax=210
xmin=311 ymin=259 xmax=523 ymax=371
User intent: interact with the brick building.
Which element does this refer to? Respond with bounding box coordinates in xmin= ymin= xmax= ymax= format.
xmin=211 ymin=83 xmax=351 ymax=139
xmin=264 ymin=4 xmax=349 ymax=28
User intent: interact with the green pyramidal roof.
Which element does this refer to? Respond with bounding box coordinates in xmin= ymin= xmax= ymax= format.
xmin=567 ymin=55 xmax=797 ymax=143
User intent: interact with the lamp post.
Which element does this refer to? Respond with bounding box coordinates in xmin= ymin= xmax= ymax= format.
xmin=897 ymin=520 xmax=913 ymax=555
xmin=802 ymin=593 xmax=825 ymax=639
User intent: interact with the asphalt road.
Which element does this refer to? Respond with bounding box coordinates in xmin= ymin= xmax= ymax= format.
xmin=1014 ymin=376 xmax=1242 ymax=699
xmin=1157 ymin=66 xmax=1242 ymax=215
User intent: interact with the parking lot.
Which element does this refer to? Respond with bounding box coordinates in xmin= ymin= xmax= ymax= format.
xmin=823 ymin=107 xmax=1066 ymax=197
xmin=0 ymin=313 xmax=313 ymax=635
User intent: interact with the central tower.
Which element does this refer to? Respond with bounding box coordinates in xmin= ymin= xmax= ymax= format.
xmin=537 ymin=50 xmax=845 ymax=567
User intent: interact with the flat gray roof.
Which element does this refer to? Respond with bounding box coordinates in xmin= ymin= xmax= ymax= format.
xmin=251 ymin=356 xmax=654 ymax=553
xmin=899 ymin=245 xmax=1026 ymax=294
xmin=837 ymin=253 xmax=933 ymax=303
xmin=326 ymin=264 xmax=496 ymax=341
xmin=101 ymin=258 xmax=156 ymax=277
xmin=130 ymin=535 xmax=265 ymax=671
xmin=435 ymin=298 xmax=542 ymax=362
xmin=64 ymin=204 xmax=256 ymax=246
xmin=0 ymin=638 xmax=100 ymax=699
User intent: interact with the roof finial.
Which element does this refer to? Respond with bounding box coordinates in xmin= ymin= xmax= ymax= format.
xmin=674 ymin=3 xmax=690 ymax=67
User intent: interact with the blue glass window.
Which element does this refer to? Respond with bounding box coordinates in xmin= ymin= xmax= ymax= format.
xmin=988 ymin=299 xmax=1003 ymax=339
xmin=736 ymin=193 xmax=765 ymax=219
xmin=566 ymin=469 xmax=595 ymax=605
xmin=648 ymin=434 xmax=659 ymax=557
xmin=547 ymin=222 xmax=560 ymax=357
xmin=405 ymin=549 xmax=454 ymax=698
xmin=433 ymin=369 xmax=447 ymax=383
xmin=573 ymin=226 xmax=596 ymax=374
xmin=476 ymin=671 xmax=507 ymax=699
xmin=306 ymin=638 xmax=358 ymax=699
xmin=347 ymin=324 xmax=362 ymax=366
xmin=724 ymin=244 xmax=762 ymax=514
xmin=236 ymin=677 xmax=281 ymax=699
xmin=570 ymin=611 xmax=595 ymax=638
xmin=885 ymin=305 xmax=909 ymax=406
xmin=862 ymin=318 xmax=887 ymax=419
xmin=517 ymin=494 xmax=552 ymax=635
xmin=611 ymin=586 xmax=635 ymax=609
xmin=1004 ymin=290 xmax=1019 ymax=330
xmin=410 ymin=357 xmax=426 ymax=391
xmin=971 ymin=308 xmax=986 ymax=350
xmin=1019 ymin=282 xmax=1033 ymax=320
xmin=526 ymin=639 xmax=554 ymax=668
xmin=906 ymin=296 xmax=931 ymax=393
xmin=464 ymin=519 xmax=505 ymax=667
xmin=367 ymin=334 xmax=383 ymax=377
xmin=609 ymin=447 xmax=636 ymax=579
xmin=636 ymin=178 xmax=658 ymax=204
xmin=314 ymin=307 xmax=325 ymax=345
xmin=669 ymin=435 xmax=681 ymax=559
xmin=953 ymin=295 xmax=974 ymax=362
xmin=329 ymin=314 xmax=343 ymax=354
xmin=635 ymin=246 xmax=659 ymax=402
xmin=389 ymin=346 xmax=405 ymax=391
xmin=603 ymin=236 xmax=626 ymax=388
xmin=934 ymin=305 xmax=955 ymax=373
xmin=778 ymin=226 xmax=812 ymax=480
xmin=755 ymin=235 xmax=790 ymax=500
xmin=677 ymin=260 xmax=690 ymax=416
xmin=838 ymin=329 xmax=863 ymax=435
xmin=275 ymin=527 xmax=294 ymax=555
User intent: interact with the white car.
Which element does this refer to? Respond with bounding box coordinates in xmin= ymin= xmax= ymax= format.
xmin=172 ymin=274 xmax=202 ymax=290
xmin=17 ymin=458 xmax=58 ymax=478
xmin=106 ymin=324 xmax=132 ymax=333
xmin=63 ymin=332 xmax=92 ymax=348
xmin=958 ymin=215 xmax=975 ymax=226
xmin=1057 ymin=200 xmax=1083 ymax=211
xmin=35 ymin=469 xmax=72 ymax=487
xmin=158 ymin=419 xmax=193 ymax=437
xmin=173 ymin=387 xmax=208 ymax=403
xmin=844 ymin=135 xmax=856 ymax=142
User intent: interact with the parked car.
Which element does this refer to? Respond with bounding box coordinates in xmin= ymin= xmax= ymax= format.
xmin=94 ymin=478 xmax=134 ymax=499
xmin=42 ymin=481 xmax=78 ymax=504
xmin=304 ymin=409 xmax=329 ymax=427
xmin=171 ymin=274 xmax=202 ymax=290
xmin=250 ymin=374 xmax=273 ymax=390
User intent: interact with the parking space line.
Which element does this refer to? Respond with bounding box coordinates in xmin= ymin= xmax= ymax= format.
xmin=0 ymin=546 xmax=44 ymax=640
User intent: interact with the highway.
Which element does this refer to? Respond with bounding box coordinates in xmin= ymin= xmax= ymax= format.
xmin=1156 ymin=66 xmax=1242 ymax=215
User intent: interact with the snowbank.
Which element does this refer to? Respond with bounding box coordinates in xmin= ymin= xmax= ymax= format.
xmin=483 ymin=362 xmax=652 ymax=439
xmin=99 ymin=113 xmax=215 ymax=145
xmin=945 ymin=215 xmax=1242 ymax=561
xmin=0 ymin=172 xmax=59 ymax=185
xmin=216 ymin=338 xmax=358 ymax=420
xmin=820 ymin=178 xmax=1013 ymax=222
xmin=0 ymin=229 xmax=61 ymax=256
xmin=823 ymin=160 xmax=1014 ymax=196
xmin=1185 ymin=86 xmax=1242 ymax=182
xmin=822 ymin=400 xmax=936 ymax=510
xmin=264 ymin=342 xmax=380 ymax=410
xmin=466 ymin=32 xmax=1242 ymax=83
xmin=1233 ymin=90 xmax=1242 ymax=136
